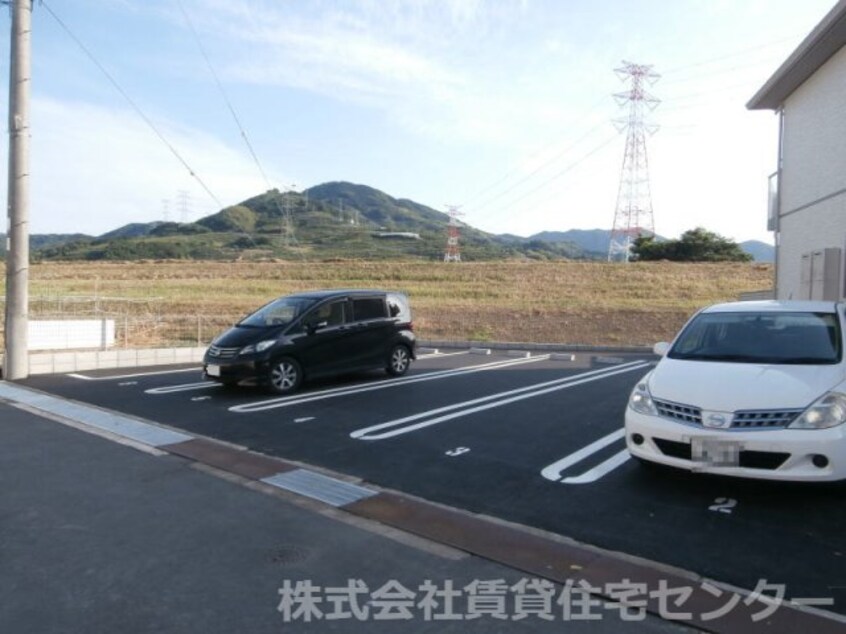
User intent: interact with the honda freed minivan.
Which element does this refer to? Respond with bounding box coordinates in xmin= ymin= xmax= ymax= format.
xmin=203 ymin=290 xmax=416 ymax=394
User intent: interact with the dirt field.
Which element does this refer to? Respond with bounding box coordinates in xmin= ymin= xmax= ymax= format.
xmin=1 ymin=260 xmax=774 ymax=347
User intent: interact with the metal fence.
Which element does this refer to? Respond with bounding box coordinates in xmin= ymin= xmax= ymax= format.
xmin=2 ymin=290 xmax=763 ymax=351
xmin=0 ymin=295 xmax=242 ymax=351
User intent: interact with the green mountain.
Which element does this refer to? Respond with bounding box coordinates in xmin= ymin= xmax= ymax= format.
xmin=0 ymin=185 xmax=778 ymax=263
xmin=530 ymin=229 xmax=612 ymax=255
xmin=306 ymin=182 xmax=447 ymax=232
xmin=99 ymin=222 xmax=164 ymax=240
xmin=30 ymin=182 xmax=590 ymax=261
xmin=0 ymin=232 xmax=92 ymax=257
xmin=739 ymin=240 xmax=774 ymax=263
xmin=528 ymin=229 xmax=774 ymax=263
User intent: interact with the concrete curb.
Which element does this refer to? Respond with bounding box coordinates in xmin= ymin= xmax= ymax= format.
xmin=1 ymin=341 xmax=655 ymax=378
xmin=420 ymin=339 xmax=654 ymax=354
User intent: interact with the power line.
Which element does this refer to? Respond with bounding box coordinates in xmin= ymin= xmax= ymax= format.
xmin=468 ymin=58 xmax=772 ymax=226
xmin=661 ymin=57 xmax=780 ymax=88
xmin=460 ymin=96 xmax=611 ymax=210
xmin=176 ymin=0 xmax=272 ymax=191
xmin=661 ymin=34 xmax=801 ymax=75
xmin=466 ymin=120 xmax=609 ymax=216
xmin=471 ymin=133 xmax=619 ymax=222
xmin=174 ymin=1 xmax=307 ymax=256
xmin=40 ymin=1 xmax=223 ymax=209
xmin=461 ymin=34 xmax=799 ymax=219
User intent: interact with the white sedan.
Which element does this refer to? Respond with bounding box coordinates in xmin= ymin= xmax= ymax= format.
xmin=625 ymin=300 xmax=846 ymax=481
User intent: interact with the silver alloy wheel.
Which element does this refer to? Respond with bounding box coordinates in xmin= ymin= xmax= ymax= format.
xmin=270 ymin=360 xmax=299 ymax=392
xmin=390 ymin=346 xmax=410 ymax=375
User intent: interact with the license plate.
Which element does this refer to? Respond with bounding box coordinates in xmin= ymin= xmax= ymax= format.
xmin=691 ymin=438 xmax=741 ymax=467
xmin=207 ymin=364 xmax=221 ymax=377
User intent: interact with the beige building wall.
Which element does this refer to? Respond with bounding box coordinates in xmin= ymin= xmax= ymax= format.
xmin=777 ymin=45 xmax=846 ymax=299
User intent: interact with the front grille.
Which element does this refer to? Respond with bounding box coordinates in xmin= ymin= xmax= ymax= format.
xmin=654 ymin=398 xmax=800 ymax=431
xmin=731 ymin=410 xmax=802 ymax=429
xmin=653 ymin=399 xmax=702 ymax=425
xmin=654 ymin=438 xmax=691 ymax=460
xmin=739 ymin=451 xmax=790 ymax=470
xmin=207 ymin=345 xmax=240 ymax=359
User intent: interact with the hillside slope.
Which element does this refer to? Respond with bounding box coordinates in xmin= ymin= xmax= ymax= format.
xmin=33 ymin=183 xmax=588 ymax=261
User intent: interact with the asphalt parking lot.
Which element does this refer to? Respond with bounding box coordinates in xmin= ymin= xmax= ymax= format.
xmin=20 ymin=348 xmax=846 ymax=618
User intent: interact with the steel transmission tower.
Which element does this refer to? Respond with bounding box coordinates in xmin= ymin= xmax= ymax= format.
xmin=176 ymin=189 xmax=192 ymax=223
xmin=443 ymin=206 xmax=464 ymax=262
xmin=607 ymin=61 xmax=660 ymax=262
xmin=279 ymin=184 xmax=297 ymax=247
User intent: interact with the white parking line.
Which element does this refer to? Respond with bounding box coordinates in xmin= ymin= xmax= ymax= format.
xmin=139 ymin=351 xmax=470 ymax=394
xmin=416 ymin=350 xmax=471 ymax=360
xmin=350 ymin=362 xmax=645 ymax=440
xmin=146 ymin=382 xmax=220 ymax=395
xmin=560 ymin=449 xmax=630 ymax=484
xmin=230 ymin=355 xmax=552 ymax=413
xmin=541 ymin=429 xmax=628 ymax=484
xmin=351 ymin=361 xmax=650 ymax=440
xmin=68 ymin=367 xmax=200 ymax=381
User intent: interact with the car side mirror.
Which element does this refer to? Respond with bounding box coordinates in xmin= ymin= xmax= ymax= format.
xmin=653 ymin=342 xmax=670 ymax=357
xmin=306 ymin=320 xmax=329 ymax=334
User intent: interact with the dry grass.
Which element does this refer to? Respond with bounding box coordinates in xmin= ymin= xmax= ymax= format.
xmin=1 ymin=260 xmax=773 ymax=347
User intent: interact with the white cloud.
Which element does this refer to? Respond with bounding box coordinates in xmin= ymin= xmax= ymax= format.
xmin=174 ymin=0 xmax=555 ymax=146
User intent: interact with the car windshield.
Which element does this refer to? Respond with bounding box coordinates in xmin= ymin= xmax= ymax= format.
xmin=668 ymin=311 xmax=842 ymax=364
xmin=238 ymin=297 xmax=318 ymax=328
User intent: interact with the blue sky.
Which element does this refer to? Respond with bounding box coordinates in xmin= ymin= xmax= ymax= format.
xmin=0 ymin=0 xmax=839 ymax=241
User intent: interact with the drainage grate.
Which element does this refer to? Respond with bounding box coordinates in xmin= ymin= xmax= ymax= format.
xmin=262 ymin=469 xmax=377 ymax=507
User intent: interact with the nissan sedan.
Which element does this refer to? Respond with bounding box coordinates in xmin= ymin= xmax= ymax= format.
xmin=626 ymin=300 xmax=846 ymax=481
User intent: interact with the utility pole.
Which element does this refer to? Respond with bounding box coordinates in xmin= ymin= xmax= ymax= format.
xmin=4 ymin=0 xmax=32 ymax=380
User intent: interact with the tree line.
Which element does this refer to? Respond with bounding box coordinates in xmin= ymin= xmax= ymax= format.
xmin=631 ymin=228 xmax=752 ymax=262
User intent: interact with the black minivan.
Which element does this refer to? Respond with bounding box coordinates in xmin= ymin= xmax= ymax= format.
xmin=203 ymin=290 xmax=416 ymax=394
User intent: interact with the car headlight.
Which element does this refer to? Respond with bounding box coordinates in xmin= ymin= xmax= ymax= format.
xmin=628 ymin=377 xmax=657 ymax=416
xmin=790 ymin=392 xmax=846 ymax=430
xmin=239 ymin=340 xmax=276 ymax=355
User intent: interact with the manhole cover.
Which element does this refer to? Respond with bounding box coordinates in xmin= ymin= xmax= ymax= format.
xmin=269 ymin=545 xmax=313 ymax=565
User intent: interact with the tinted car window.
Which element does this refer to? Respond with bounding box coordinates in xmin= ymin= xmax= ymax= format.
xmin=310 ymin=300 xmax=346 ymax=327
xmin=387 ymin=293 xmax=411 ymax=321
xmin=352 ymin=298 xmax=386 ymax=321
xmin=239 ymin=297 xmax=317 ymax=327
xmin=669 ymin=311 xmax=841 ymax=364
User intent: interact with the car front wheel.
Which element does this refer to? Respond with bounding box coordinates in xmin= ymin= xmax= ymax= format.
xmin=386 ymin=345 xmax=411 ymax=377
xmin=267 ymin=357 xmax=303 ymax=394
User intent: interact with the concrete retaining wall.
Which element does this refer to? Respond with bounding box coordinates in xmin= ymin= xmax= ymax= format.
xmin=0 ymin=347 xmax=207 ymax=376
